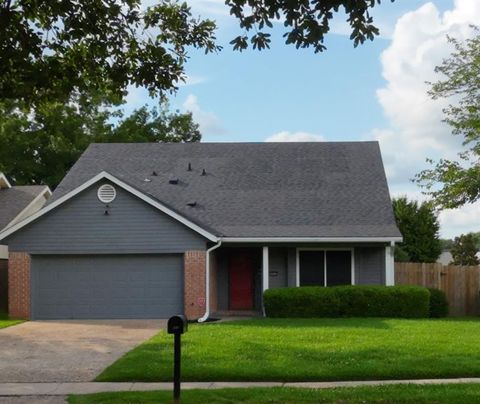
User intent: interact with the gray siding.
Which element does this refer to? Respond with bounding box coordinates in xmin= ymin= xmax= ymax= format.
xmin=269 ymin=247 xmax=288 ymax=289
xmin=0 ymin=259 xmax=7 ymax=312
xmin=287 ymin=248 xmax=297 ymax=287
xmin=355 ymin=247 xmax=386 ymax=285
xmin=6 ymin=182 xmax=207 ymax=254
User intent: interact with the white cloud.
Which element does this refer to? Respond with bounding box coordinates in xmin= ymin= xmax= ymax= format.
xmin=183 ymin=94 xmax=226 ymax=136
xmin=439 ymin=204 xmax=480 ymax=239
xmin=178 ymin=75 xmax=208 ymax=87
xmin=372 ymin=0 xmax=480 ymax=238
xmin=265 ymin=131 xmax=324 ymax=142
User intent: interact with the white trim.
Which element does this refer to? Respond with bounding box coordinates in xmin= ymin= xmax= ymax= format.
xmin=4 ymin=186 xmax=52 ymax=230
xmin=296 ymin=247 xmax=355 ymax=287
xmin=222 ymin=237 xmax=402 ymax=243
xmin=198 ymin=240 xmax=223 ymax=323
xmin=385 ymin=242 xmax=395 ymax=286
xmin=262 ymin=246 xmax=269 ymax=317
xmin=0 ymin=171 xmax=219 ymax=242
xmin=295 ymin=252 xmax=300 ymax=287
xmin=0 ymin=173 xmax=11 ymax=189
xmin=351 ymin=248 xmax=355 ymax=285
xmin=262 ymin=246 xmax=269 ymax=292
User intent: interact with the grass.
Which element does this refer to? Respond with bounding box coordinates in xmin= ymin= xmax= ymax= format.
xmin=0 ymin=312 xmax=23 ymax=329
xmin=69 ymin=384 xmax=480 ymax=403
xmin=96 ymin=317 xmax=480 ymax=382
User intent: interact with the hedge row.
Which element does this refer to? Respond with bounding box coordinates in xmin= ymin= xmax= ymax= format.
xmin=428 ymin=287 xmax=449 ymax=317
xmin=264 ymin=285 xmax=448 ymax=319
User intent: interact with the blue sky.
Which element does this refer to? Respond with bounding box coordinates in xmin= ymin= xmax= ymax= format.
xmin=130 ymin=0 xmax=479 ymax=238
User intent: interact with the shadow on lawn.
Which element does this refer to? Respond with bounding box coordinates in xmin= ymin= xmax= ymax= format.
xmin=206 ymin=318 xmax=393 ymax=330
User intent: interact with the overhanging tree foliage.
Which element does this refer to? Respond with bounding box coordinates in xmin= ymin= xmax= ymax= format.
xmin=1 ymin=0 xmax=395 ymax=107
xmin=0 ymin=0 xmax=219 ymax=106
xmin=227 ymin=0 xmax=393 ymax=52
xmin=392 ymin=197 xmax=442 ymax=263
xmin=416 ymin=28 xmax=480 ymax=209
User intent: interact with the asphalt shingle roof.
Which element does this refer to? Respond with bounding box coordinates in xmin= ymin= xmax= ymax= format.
xmin=51 ymin=142 xmax=401 ymax=239
xmin=0 ymin=186 xmax=49 ymax=231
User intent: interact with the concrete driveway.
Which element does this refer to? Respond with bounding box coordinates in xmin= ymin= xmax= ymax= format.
xmin=0 ymin=320 xmax=166 ymax=382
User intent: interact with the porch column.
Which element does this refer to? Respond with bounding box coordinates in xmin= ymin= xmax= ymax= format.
xmin=262 ymin=246 xmax=269 ymax=291
xmin=385 ymin=242 xmax=395 ymax=286
xmin=262 ymin=246 xmax=269 ymax=316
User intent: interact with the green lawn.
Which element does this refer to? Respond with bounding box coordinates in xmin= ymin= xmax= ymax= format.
xmin=0 ymin=312 xmax=23 ymax=329
xmin=69 ymin=384 xmax=480 ymax=403
xmin=96 ymin=317 xmax=480 ymax=382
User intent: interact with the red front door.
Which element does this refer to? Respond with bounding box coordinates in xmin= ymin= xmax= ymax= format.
xmin=229 ymin=253 xmax=254 ymax=310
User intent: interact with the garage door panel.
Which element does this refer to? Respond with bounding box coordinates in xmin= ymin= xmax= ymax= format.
xmin=32 ymin=255 xmax=184 ymax=319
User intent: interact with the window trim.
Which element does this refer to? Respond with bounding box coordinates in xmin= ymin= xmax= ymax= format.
xmin=296 ymin=247 xmax=355 ymax=287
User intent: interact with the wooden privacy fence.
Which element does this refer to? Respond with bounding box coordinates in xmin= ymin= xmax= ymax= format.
xmin=395 ymin=262 xmax=480 ymax=316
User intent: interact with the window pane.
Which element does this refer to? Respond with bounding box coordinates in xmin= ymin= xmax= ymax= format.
xmin=326 ymin=251 xmax=351 ymax=286
xmin=299 ymin=251 xmax=325 ymax=286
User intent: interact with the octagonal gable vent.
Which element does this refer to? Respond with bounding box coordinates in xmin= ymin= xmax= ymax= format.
xmin=97 ymin=184 xmax=116 ymax=203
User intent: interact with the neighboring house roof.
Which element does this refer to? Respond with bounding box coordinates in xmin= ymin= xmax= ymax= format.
xmin=0 ymin=182 xmax=52 ymax=231
xmin=40 ymin=141 xmax=401 ymax=240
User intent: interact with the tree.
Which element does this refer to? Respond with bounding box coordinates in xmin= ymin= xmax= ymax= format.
xmin=450 ymin=234 xmax=480 ymax=266
xmin=416 ymin=29 xmax=480 ymax=209
xmin=0 ymin=96 xmax=200 ymax=188
xmin=1 ymin=1 xmax=394 ymax=107
xmin=392 ymin=197 xmax=442 ymax=263
xmin=0 ymin=0 xmax=219 ymax=106
xmin=227 ymin=0 xmax=393 ymax=52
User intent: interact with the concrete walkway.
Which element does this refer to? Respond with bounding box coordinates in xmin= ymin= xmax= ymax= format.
xmin=2 ymin=378 xmax=480 ymax=396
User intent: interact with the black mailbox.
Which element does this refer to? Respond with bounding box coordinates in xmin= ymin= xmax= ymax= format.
xmin=168 ymin=314 xmax=188 ymax=334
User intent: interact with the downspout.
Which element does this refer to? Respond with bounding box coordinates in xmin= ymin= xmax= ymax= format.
xmin=198 ymin=239 xmax=222 ymax=323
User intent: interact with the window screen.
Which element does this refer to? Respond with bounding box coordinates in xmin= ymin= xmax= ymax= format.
xmin=299 ymin=251 xmax=324 ymax=286
xmin=326 ymin=251 xmax=351 ymax=286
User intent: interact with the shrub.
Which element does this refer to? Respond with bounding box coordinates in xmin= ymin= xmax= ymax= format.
xmin=264 ymin=285 xmax=430 ymax=319
xmin=428 ymin=288 xmax=449 ymax=317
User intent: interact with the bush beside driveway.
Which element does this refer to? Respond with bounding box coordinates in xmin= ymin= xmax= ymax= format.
xmin=97 ymin=318 xmax=480 ymax=382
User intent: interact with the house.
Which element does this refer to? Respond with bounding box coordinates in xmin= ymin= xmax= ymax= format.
xmin=0 ymin=173 xmax=51 ymax=312
xmin=0 ymin=142 xmax=402 ymax=320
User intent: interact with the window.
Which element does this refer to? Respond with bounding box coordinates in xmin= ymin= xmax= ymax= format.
xmin=298 ymin=249 xmax=353 ymax=286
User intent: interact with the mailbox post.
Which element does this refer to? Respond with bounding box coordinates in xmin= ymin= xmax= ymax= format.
xmin=168 ymin=315 xmax=188 ymax=403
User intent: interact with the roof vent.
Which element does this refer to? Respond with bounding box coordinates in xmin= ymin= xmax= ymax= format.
xmin=187 ymin=201 xmax=197 ymax=207
xmin=169 ymin=176 xmax=179 ymax=184
xmin=97 ymin=184 xmax=116 ymax=204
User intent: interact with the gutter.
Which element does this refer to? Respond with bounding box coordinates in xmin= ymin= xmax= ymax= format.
xmin=198 ymin=239 xmax=222 ymax=323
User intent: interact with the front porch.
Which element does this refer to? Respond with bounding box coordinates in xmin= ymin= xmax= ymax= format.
xmin=208 ymin=243 xmax=395 ymax=317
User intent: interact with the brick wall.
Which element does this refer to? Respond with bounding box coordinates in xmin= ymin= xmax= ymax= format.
xmin=210 ymin=252 xmax=218 ymax=313
xmin=8 ymin=252 xmax=31 ymax=319
xmin=184 ymin=250 xmax=206 ymax=320
xmin=0 ymin=259 xmax=8 ymax=312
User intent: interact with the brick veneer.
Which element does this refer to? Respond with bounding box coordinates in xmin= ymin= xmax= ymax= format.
xmin=210 ymin=252 xmax=218 ymax=313
xmin=184 ymin=250 xmax=206 ymax=319
xmin=8 ymin=252 xmax=31 ymax=319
